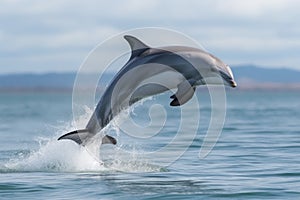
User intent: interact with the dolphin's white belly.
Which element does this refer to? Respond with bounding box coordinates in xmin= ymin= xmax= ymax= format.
xmin=139 ymin=71 xmax=184 ymax=90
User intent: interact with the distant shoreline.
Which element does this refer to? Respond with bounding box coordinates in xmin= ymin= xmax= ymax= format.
xmin=1 ymin=84 xmax=300 ymax=93
xmin=1 ymin=65 xmax=300 ymax=92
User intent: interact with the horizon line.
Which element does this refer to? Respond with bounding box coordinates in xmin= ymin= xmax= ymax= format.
xmin=1 ymin=64 xmax=300 ymax=75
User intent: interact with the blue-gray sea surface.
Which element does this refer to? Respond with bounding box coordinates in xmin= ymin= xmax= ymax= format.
xmin=0 ymin=90 xmax=299 ymax=199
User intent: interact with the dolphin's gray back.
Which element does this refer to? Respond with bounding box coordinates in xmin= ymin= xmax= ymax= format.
xmin=86 ymin=48 xmax=202 ymax=134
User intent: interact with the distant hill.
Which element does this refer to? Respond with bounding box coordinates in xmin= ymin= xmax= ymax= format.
xmin=232 ymin=65 xmax=300 ymax=83
xmin=0 ymin=72 xmax=114 ymax=91
xmin=231 ymin=65 xmax=300 ymax=89
xmin=0 ymin=66 xmax=300 ymax=91
xmin=0 ymin=73 xmax=75 ymax=89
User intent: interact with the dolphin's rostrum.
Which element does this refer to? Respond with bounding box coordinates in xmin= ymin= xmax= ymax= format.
xmin=58 ymin=35 xmax=237 ymax=145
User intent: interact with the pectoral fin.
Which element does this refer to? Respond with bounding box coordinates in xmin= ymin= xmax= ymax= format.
xmin=170 ymin=79 xmax=196 ymax=106
xmin=102 ymin=135 xmax=117 ymax=145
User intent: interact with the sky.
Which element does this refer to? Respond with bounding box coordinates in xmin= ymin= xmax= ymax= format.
xmin=1 ymin=0 xmax=300 ymax=74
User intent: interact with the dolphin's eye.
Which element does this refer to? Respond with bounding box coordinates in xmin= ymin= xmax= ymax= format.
xmin=219 ymin=70 xmax=228 ymax=78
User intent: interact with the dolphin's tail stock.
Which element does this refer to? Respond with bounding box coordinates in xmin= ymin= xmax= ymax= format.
xmin=58 ymin=129 xmax=117 ymax=146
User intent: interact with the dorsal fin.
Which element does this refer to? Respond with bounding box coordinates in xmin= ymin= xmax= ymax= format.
xmin=124 ymin=35 xmax=150 ymax=59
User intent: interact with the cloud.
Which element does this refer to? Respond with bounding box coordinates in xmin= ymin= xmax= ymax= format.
xmin=0 ymin=0 xmax=300 ymax=73
xmin=216 ymin=0 xmax=289 ymax=18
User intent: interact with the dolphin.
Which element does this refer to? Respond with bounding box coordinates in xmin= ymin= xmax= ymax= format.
xmin=58 ymin=35 xmax=237 ymax=145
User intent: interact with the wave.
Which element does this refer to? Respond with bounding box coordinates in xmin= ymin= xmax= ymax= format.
xmin=1 ymin=105 xmax=165 ymax=173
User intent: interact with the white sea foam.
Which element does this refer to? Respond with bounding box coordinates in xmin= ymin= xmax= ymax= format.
xmin=4 ymin=104 xmax=164 ymax=173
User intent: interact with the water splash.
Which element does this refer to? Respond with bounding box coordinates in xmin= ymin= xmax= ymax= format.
xmin=2 ymin=105 xmax=164 ymax=173
xmin=4 ymin=137 xmax=105 ymax=172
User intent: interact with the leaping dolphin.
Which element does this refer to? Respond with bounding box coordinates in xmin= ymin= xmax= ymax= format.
xmin=58 ymin=35 xmax=237 ymax=145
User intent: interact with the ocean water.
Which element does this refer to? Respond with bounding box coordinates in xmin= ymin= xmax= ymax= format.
xmin=0 ymin=90 xmax=299 ymax=199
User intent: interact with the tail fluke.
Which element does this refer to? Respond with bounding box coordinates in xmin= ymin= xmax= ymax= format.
xmin=58 ymin=129 xmax=90 ymax=145
xmin=58 ymin=129 xmax=117 ymax=145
